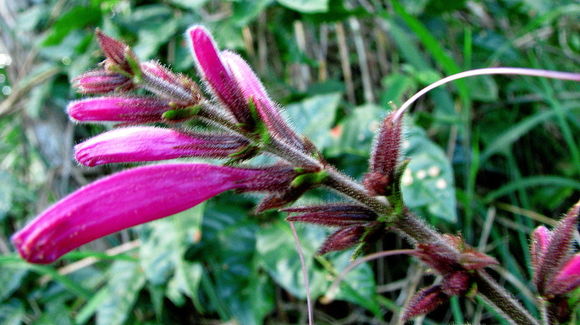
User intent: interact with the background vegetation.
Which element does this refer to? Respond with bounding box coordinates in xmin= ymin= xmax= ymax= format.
xmin=1 ymin=0 xmax=578 ymax=324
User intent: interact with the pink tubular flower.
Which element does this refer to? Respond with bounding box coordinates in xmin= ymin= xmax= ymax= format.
xmin=221 ymin=51 xmax=304 ymax=149
xmin=67 ymin=97 xmax=172 ymax=123
xmin=74 ymin=126 xmax=249 ymax=166
xmin=11 ymin=163 xmax=288 ymax=264
xmin=187 ymin=26 xmax=250 ymax=125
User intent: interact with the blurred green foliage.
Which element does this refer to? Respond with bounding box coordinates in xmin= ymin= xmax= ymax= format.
xmin=0 ymin=0 xmax=578 ymax=324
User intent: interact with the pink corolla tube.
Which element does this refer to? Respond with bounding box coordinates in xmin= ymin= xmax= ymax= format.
xmin=11 ymin=163 xmax=267 ymax=264
xmin=67 ymin=97 xmax=172 ymax=123
xmin=547 ymin=254 xmax=580 ymax=295
xmin=75 ymin=126 xmax=248 ymax=166
xmin=187 ymin=26 xmax=249 ymax=124
xmin=221 ymin=51 xmax=304 ymax=149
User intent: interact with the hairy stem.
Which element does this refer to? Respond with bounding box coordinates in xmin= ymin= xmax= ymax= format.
xmin=142 ymin=66 xmax=537 ymax=324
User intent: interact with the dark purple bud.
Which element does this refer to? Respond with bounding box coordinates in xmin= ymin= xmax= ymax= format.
xmin=73 ymin=70 xmax=133 ymax=94
xmin=535 ymin=202 xmax=579 ymax=295
xmin=442 ymin=271 xmax=471 ymax=296
xmin=285 ymin=204 xmax=377 ymax=227
xmin=318 ymin=225 xmax=365 ymax=255
xmin=364 ymin=111 xmax=403 ymax=195
xmin=414 ymin=243 xmax=460 ymax=275
xmin=235 ymin=165 xmax=310 ymax=193
xmin=459 ymin=249 xmax=499 ymax=270
xmin=96 ymin=30 xmax=136 ymax=73
xmin=402 ymin=285 xmax=448 ymax=321
xmin=363 ymin=172 xmax=391 ymax=197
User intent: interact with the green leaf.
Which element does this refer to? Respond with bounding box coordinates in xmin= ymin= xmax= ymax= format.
xmin=42 ymin=6 xmax=101 ymax=46
xmin=484 ymin=176 xmax=580 ymax=203
xmin=329 ymin=103 xmax=384 ymax=157
xmin=284 ymin=93 xmax=341 ymax=150
xmin=481 ymin=105 xmax=578 ymax=162
xmin=0 ymin=299 xmax=24 ymax=325
xmin=140 ymin=204 xmax=205 ymax=285
xmin=276 ymin=0 xmax=329 ymax=13
xmin=402 ymin=126 xmax=458 ymax=222
xmin=96 ymin=260 xmax=146 ymax=325
xmin=256 ymin=221 xmax=379 ymax=314
xmin=200 ymin=196 xmax=275 ymax=325
xmin=168 ymin=0 xmax=209 ymax=10
xmin=233 ymin=0 xmax=273 ymax=26
xmin=0 ymin=171 xmax=14 ymax=221
xmin=0 ymin=266 xmax=27 ymax=302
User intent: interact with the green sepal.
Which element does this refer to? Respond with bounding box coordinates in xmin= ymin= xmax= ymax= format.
xmin=126 ymin=50 xmax=142 ymax=84
xmin=388 ymin=159 xmax=410 ymax=212
xmin=290 ymin=170 xmax=328 ymax=188
xmin=465 ymin=282 xmax=478 ymax=299
xmin=377 ymin=160 xmax=410 ymax=223
xmin=351 ymin=223 xmax=384 ymax=260
xmin=162 ymin=105 xmax=201 ymax=121
xmin=247 ymin=97 xmax=271 ymax=145
xmin=224 ymin=144 xmax=260 ymax=165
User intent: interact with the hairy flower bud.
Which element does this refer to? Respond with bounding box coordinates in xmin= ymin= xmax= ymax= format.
xmin=140 ymin=61 xmax=202 ymax=106
xmin=187 ymin=26 xmax=251 ymax=126
xmin=402 ymin=285 xmax=448 ymax=321
xmin=73 ymin=70 xmax=133 ymax=94
xmin=221 ymin=51 xmax=304 ymax=149
xmin=285 ymin=204 xmax=377 ymax=227
xmin=318 ymin=225 xmax=366 ymax=255
xmin=75 ymin=126 xmax=249 ymax=166
xmin=96 ymin=29 xmax=137 ymax=73
xmin=67 ymin=97 xmax=173 ymax=123
xmin=364 ymin=112 xmax=403 ymax=196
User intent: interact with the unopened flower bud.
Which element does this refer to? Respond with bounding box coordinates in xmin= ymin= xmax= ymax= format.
xmin=402 ymin=285 xmax=448 ymax=321
xmin=96 ymin=29 xmax=137 ymax=74
xmin=67 ymin=96 xmax=173 ymax=123
xmin=141 ymin=61 xmax=202 ymax=106
xmin=73 ymin=70 xmax=133 ymax=94
xmin=187 ymin=26 xmax=251 ymax=126
xmin=364 ymin=111 xmax=403 ymax=195
xmin=285 ymin=204 xmax=377 ymax=227
xmin=318 ymin=225 xmax=366 ymax=255
xmin=442 ymin=271 xmax=471 ymax=296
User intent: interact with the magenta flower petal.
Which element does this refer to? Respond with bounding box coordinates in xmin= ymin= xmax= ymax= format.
xmin=11 ymin=163 xmax=267 ymax=264
xmin=187 ymin=26 xmax=249 ymax=124
xmin=548 ymin=254 xmax=580 ymax=295
xmin=75 ymin=126 xmax=249 ymax=166
xmin=221 ymin=51 xmax=304 ymax=148
xmin=531 ymin=225 xmax=552 ymax=284
xmin=67 ymin=97 xmax=172 ymax=123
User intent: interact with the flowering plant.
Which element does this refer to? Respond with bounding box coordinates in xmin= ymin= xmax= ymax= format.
xmin=11 ymin=26 xmax=579 ymax=324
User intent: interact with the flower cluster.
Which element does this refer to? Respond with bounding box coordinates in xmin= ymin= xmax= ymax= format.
xmin=11 ymin=27 xmax=324 ymax=264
